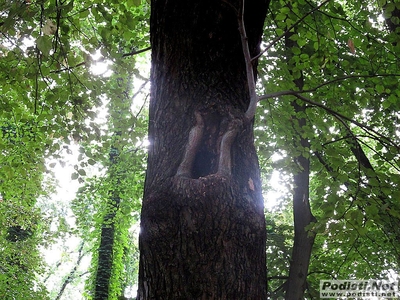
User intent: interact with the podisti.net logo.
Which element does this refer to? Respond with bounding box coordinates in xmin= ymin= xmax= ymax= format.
xmin=320 ymin=279 xmax=399 ymax=299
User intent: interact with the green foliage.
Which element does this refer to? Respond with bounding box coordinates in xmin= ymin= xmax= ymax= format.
xmin=258 ymin=0 xmax=400 ymax=296
xmin=1 ymin=0 xmax=150 ymax=298
xmin=0 ymin=117 xmax=50 ymax=298
xmin=265 ymin=209 xmax=293 ymax=298
xmin=72 ymin=144 xmax=146 ymax=298
xmin=71 ymin=68 xmax=148 ymax=299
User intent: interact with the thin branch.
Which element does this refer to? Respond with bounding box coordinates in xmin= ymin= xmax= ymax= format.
xmin=50 ymin=61 xmax=86 ymax=74
xmin=352 ymin=237 xmax=380 ymax=278
xmin=60 ymin=5 xmax=94 ymax=19
xmin=358 ymin=138 xmax=400 ymax=172
xmin=297 ymin=93 xmax=399 ymax=149
xmin=253 ymin=0 xmax=331 ymax=61
xmin=337 ymin=237 xmax=358 ymax=274
xmin=237 ymin=0 xmax=259 ymax=121
xmin=259 ymin=90 xmax=400 ymax=150
xmin=321 ymin=135 xmax=352 ymax=147
xmin=314 ymin=2 xmax=400 ymax=61
xmin=301 ymin=73 xmax=400 ymax=93
xmin=54 ymin=242 xmax=86 ymax=300
xmin=267 ymin=275 xmax=288 ymax=280
xmin=122 ymin=46 xmax=151 ymax=57
xmin=51 ymin=46 xmax=151 ymax=74
xmin=133 ymin=84 xmax=149 ymax=120
xmin=307 ymin=270 xmax=336 ymax=278
xmin=260 ymin=74 xmax=400 ymax=99
xmin=43 ymin=260 xmax=63 ymax=283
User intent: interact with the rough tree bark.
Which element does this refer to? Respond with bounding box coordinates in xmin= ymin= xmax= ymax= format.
xmin=137 ymin=0 xmax=270 ymax=299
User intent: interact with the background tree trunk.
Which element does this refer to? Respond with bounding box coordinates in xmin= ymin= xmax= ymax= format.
xmin=94 ymin=145 xmax=120 ymax=300
xmin=137 ymin=0 xmax=270 ymax=298
xmin=284 ymin=12 xmax=316 ymax=300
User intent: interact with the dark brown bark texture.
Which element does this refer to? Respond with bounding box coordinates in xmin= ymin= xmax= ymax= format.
xmin=137 ymin=0 xmax=269 ymax=299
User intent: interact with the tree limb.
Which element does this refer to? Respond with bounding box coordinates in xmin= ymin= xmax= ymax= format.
xmin=176 ymin=111 xmax=204 ymax=178
xmin=55 ymin=242 xmax=86 ymax=300
xmin=51 ymin=46 xmax=151 ymax=74
xmin=259 ymin=90 xmax=400 ymax=150
xmin=122 ymin=46 xmax=151 ymax=57
xmin=237 ymin=0 xmax=259 ymax=121
xmin=260 ymin=74 xmax=400 ymax=99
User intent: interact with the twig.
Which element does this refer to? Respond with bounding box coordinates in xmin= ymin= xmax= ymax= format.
xmin=50 ymin=61 xmax=86 ymax=74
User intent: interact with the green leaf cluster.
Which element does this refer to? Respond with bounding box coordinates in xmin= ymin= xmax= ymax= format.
xmin=258 ymin=0 xmax=400 ymax=296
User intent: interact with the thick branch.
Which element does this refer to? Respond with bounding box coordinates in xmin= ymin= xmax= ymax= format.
xmin=217 ymin=118 xmax=242 ymax=176
xmin=176 ymin=111 xmax=204 ymax=178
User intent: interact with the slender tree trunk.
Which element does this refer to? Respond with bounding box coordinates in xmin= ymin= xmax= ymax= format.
xmin=94 ymin=70 xmax=137 ymax=299
xmin=285 ymin=100 xmax=315 ymax=300
xmin=284 ymin=19 xmax=316 ymax=300
xmin=138 ymin=0 xmax=270 ymax=298
xmin=94 ymin=142 xmax=121 ymax=300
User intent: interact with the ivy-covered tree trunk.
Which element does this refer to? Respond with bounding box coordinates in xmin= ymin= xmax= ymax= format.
xmin=93 ymin=147 xmax=120 ymax=300
xmin=138 ymin=0 xmax=269 ymax=298
xmin=93 ymin=74 xmax=137 ymax=299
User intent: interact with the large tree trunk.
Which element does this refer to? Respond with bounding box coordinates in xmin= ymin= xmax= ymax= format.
xmin=137 ymin=0 xmax=269 ymax=298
